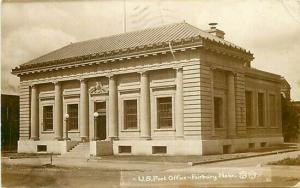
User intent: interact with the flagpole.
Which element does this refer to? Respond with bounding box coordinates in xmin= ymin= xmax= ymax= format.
xmin=123 ymin=0 xmax=126 ymax=32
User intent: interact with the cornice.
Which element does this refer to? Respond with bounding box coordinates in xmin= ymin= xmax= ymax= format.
xmin=12 ymin=35 xmax=253 ymax=76
xmin=12 ymin=37 xmax=203 ymax=76
xmin=202 ymin=39 xmax=254 ymax=62
xmin=20 ymin=58 xmax=195 ymax=85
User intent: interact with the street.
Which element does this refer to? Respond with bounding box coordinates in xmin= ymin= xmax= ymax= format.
xmin=2 ymin=151 xmax=300 ymax=187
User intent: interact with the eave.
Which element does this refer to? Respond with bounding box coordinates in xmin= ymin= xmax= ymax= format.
xmin=12 ymin=36 xmax=253 ymax=77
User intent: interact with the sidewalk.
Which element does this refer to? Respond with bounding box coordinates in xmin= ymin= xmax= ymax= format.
xmin=2 ymin=146 xmax=299 ymax=171
xmin=2 ymin=156 xmax=186 ymax=171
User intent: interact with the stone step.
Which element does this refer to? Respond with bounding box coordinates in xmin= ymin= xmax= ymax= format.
xmin=60 ymin=142 xmax=90 ymax=159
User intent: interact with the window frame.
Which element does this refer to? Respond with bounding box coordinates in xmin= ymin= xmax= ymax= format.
xmin=268 ymin=93 xmax=277 ymax=128
xmin=257 ymin=92 xmax=266 ymax=127
xmin=119 ymin=94 xmax=140 ymax=132
xmin=66 ymin=103 xmax=79 ymax=131
xmin=123 ymin=99 xmax=138 ymax=130
xmin=42 ymin=105 xmax=54 ymax=131
xmin=245 ymin=90 xmax=254 ymax=127
xmin=156 ymin=96 xmax=174 ymax=129
xmin=213 ymin=96 xmax=224 ymax=129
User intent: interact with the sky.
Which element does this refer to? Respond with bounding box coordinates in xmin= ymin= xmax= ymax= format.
xmin=2 ymin=0 xmax=300 ymax=100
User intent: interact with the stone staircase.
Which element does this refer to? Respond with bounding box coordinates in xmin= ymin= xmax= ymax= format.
xmin=61 ymin=142 xmax=90 ymax=159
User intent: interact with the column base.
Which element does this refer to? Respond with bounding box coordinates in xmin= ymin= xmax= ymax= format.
xmin=30 ymin=137 xmax=39 ymax=141
xmin=175 ymin=136 xmax=184 ymax=139
xmin=81 ymin=137 xmax=89 ymax=142
xmin=108 ymin=137 xmax=119 ymax=141
xmin=140 ymin=136 xmax=151 ymax=140
xmin=64 ymin=138 xmax=71 ymax=141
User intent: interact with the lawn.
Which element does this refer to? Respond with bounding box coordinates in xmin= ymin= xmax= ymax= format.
xmin=268 ymin=156 xmax=300 ymax=166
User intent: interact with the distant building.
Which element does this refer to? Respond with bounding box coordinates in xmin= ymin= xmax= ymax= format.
xmin=12 ymin=22 xmax=283 ymax=155
xmin=1 ymin=94 xmax=20 ymax=151
xmin=281 ymin=77 xmax=291 ymax=101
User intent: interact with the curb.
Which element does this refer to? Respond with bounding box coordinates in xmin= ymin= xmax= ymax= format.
xmin=188 ymin=149 xmax=300 ymax=166
xmin=87 ymin=158 xmax=187 ymax=166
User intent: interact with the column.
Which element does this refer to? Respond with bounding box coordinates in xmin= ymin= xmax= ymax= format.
xmin=80 ymin=79 xmax=89 ymax=141
xmin=30 ymin=84 xmax=39 ymax=140
xmin=54 ymin=81 xmax=63 ymax=140
xmin=227 ymin=72 xmax=236 ymax=137
xmin=140 ymin=71 xmax=151 ymax=139
xmin=108 ymin=75 xmax=118 ymax=139
xmin=175 ymin=67 xmax=184 ymax=138
xmin=210 ymin=67 xmax=216 ymax=136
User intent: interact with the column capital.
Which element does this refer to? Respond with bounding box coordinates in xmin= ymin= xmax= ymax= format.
xmin=52 ymin=80 xmax=61 ymax=85
xmin=228 ymin=71 xmax=238 ymax=78
xmin=138 ymin=70 xmax=149 ymax=76
xmin=173 ymin=64 xmax=183 ymax=71
xmin=78 ymin=77 xmax=87 ymax=83
xmin=106 ymin=73 xmax=115 ymax=79
xmin=209 ymin=65 xmax=217 ymax=71
xmin=30 ymin=83 xmax=37 ymax=88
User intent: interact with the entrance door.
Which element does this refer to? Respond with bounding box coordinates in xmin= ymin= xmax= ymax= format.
xmin=94 ymin=102 xmax=106 ymax=140
xmin=97 ymin=116 xmax=106 ymax=140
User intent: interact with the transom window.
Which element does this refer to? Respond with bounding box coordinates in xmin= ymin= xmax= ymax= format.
xmin=245 ymin=91 xmax=253 ymax=127
xmin=157 ymin=97 xmax=172 ymax=129
xmin=124 ymin=100 xmax=137 ymax=129
xmin=214 ymin=97 xmax=223 ymax=128
xmin=67 ymin=104 xmax=78 ymax=130
xmin=258 ymin=93 xmax=265 ymax=127
xmin=43 ymin=105 xmax=53 ymax=131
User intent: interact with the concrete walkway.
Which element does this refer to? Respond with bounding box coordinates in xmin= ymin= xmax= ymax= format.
xmin=2 ymin=150 xmax=300 ymax=171
xmin=2 ymin=156 xmax=186 ymax=171
xmin=3 ymin=150 xmax=300 ymax=188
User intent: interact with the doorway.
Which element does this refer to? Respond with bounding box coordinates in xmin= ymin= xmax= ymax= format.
xmin=94 ymin=102 xmax=106 ymax=140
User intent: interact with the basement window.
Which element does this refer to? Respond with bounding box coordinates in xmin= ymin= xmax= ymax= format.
xmin=223 ymin=145 xmax=231 ymax=154
xmin=260 ymin=142 xmax=267 ymax=147
xmin=248 ymin=143 xmax=255 ymax=150
xmin=119 ymin=146 xmax=131 ymax=154
xmin=37 ymin=145 xmax=47 ymax=152
xmin=152 ymin=146 xmax=167 ymax=154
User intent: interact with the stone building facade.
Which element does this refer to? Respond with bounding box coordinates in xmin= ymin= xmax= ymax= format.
xmin=12 ymin=22 xmax=283 ymax=155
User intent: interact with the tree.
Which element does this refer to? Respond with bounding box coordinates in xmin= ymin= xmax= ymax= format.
xmin=281 ymin=95 xmax=299 ymax=142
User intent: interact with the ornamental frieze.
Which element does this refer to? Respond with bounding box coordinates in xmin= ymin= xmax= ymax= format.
xmin=89 ymin=81 xmax=108 ymax=94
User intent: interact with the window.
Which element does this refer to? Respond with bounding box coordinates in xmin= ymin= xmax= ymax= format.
xmin=43 ymin=106 xmax=53 ymax=131
xmin=214 ymin=97 xmax=223 ymax=128
xmin=258 ymin=93 xmax=265 ymax=127
xmin=260 ymin=142 xmax=267 ymax=147
xmin=223 ymin=145 xmax=231 ymax=154
xmin=67 ymin=104 xmax=78 ymax=130
xmin=248 ymin=143 xmax=255 ymax=150
xmin=119 ymin=146 xmax=131 ymax=153
xmin=269 ymin=94 xmax=276 ymax=127
xmin=157 ymin=97 xmax=172 ymax=129
xmin=124 ymin=100 xmax=137 ymax=129
xmin=37 ymin=145 xmax=47 ymax=152
xmin=245 ymin=91 xmax=253 ymax=127
xmin=152 ymin=146 xmax=167 ymax=154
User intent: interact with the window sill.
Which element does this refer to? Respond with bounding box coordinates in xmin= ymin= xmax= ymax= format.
xmin=41 ymin=131 xmax=54 ymax=134
xmin=154 ymin=128 xmax=175 ymax=132
xmin=68 ymin=130 xmax=80 ymax=133
xmin=121 ymin=129 xmax=140 ymax=132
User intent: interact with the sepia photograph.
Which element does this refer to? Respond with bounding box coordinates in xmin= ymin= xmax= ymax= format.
xmin=1 ymin=0 xmax=300 ymax=187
